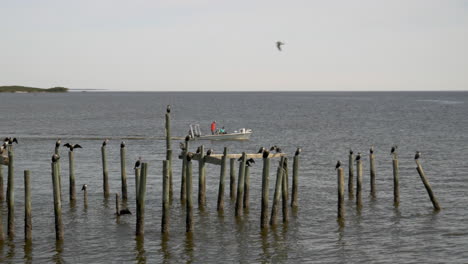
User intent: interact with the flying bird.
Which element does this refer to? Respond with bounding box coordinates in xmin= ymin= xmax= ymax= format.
xmin=64 ymin=143 xmax=82 ymax=151
xmin=276 ymin=41 xmax=285 ymax=51
xmin=246 ymin=158 xmax=255 ymax=167
xmin=81 ymin=184 xmax=88 ymax=191
xmin=166 ymin=105 xmax=171 ymax=114
xmin=102 ymin=139 xmax=109 ymax=147
xmin=335 ymin=160 xmax=341 ymax=170
xmin=415 ymin=151 xmax=421 ymax=160
xmin=52 ymin=154 xmax=60 ymax=162
xmin=134 ymin=157 xmax=142 ymax=169
xmin=121 ymin=141 xmax=125 ymax=148
xmin=295 ymin=147 xmax=302 ymax=156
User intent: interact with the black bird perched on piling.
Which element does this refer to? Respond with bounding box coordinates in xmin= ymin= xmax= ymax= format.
xmin=295 ymin=147 xmax=302 ymax=156
xmin=55 ymin=139 xmax=61 ymax=148
xmin=4 ymin=137 xmax=18 ymax=145
xmin=336 ymin=160 xmax=341 ymax=170
xmin=196 ymin=146 xmax=201 ymax=154
xmin=187 ymin=152 xmax=194 ymax=161
xmin=166 ymin=105 xmax=171 ymax=114
xmin=246 ymin=158 xmax=255 ymax=167
xmin=134 ymin=157 xmax=142 ymax=169
xmin=263 ymin=150 xmax=270 ymax=158
xmin=350 ymin=149 xmax=353 ymax=155
xmin=102 ymin=139 xmax=109 ymax=147
xmin=370 ymin=145 xmax=374 ymax=154
xmin=356 ymin=153 xmax=361 ymax=161
xmin=207 ymin=149 xmax=214 ymax=156
xmin=270 ymin=145 xmax=282 ymax=153
xmin=120 ymin=141 xmax=125 ymax=148
xmin=52 ymin=154 xmax=60 ymax=162
xmin=257 ymin=147 xmax=266 ymax=153
xmin=185 ymin=135 xmax=191 ymax=142
xmin=64 ymin=143 xmax=82 ymax=151
xmin=0 ymin=143 xmax=7 ymax=154
xmin=119 ymin=208 xmax=132 ymax=215
xmin=179 ymin=142 xmax=186 ymax=151
xmin=391 ymin=145 xmax=397 ymax=155
xmin=81 ymin=184 xmax=87 ymax=191
xmin=415 ymin=151 xmax=421 ymax=160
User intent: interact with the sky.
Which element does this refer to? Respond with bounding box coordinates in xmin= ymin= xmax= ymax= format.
xmin=1 ymin=0 xmax=467 ymax=91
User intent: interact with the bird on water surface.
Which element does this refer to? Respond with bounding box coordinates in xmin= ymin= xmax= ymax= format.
xmin=276 ymin=41 xmax=285 ymax=51
xmin=64 ymin=143 xmax=82 ymax=151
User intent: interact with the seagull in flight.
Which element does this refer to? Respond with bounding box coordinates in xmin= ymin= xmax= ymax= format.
xmin=276 ymin=41 xmax=285 ymax=51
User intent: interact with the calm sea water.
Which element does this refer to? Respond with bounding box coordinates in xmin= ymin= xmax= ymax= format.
xmin=0 ymin=92 xmax=467 ymax=263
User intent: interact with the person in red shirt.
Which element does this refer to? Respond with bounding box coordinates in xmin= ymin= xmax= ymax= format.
xmin=211 ymin=121 xmax=216 ymax=135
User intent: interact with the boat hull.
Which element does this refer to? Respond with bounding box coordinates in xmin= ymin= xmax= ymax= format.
xmin=192 ymin=132 xmax=252 ymax=141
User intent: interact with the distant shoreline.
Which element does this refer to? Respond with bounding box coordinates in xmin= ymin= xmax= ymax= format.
xmin=0 ymin=86 xmax=68 ymax=93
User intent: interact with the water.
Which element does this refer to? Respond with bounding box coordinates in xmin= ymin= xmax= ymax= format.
xmin=0 ymin=92 xmax=467 ymax=263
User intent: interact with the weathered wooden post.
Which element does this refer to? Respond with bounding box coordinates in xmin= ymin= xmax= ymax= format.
xmin=115 ymin=193 xmax=120 ymax=216
xmin=165 ymin=106 xmax=173 ymax=200
xmin=120 ymin=143 xmax=128 ymax=201
xmin=393 ymin=154 xmax=399 ymax=207
xmin=82 ymin=184 xmax=88 ymax=207
xmin=166 ymin=149 xmax=173 ymax=200
xmin=217 ymin=147 xmax=228 ymax=211
xmin=235 ymin=152 xmax=247 ymax=217
xmin=270 ymin=157 xmax=284 ymax=226
xmin=337 ymin=167 xmax=345 ymax=221
xmin=180 ymin=138 xmax=189 ymax=204
xmin=186 ymin=153 xmax=194 ymax=232
xmin=52 ymin=158 xmax=63 ymax=240
xmin=24 ymin=170 xmax=32 ymax=241
xmin=135 ymin=167 xmax=140 ymax=200
xmin=369 ymin=147 xmax=376 ymax=198
xmin=101 ymin=145 xmax=109 ymax=198
xmin=162 ymin=160 xmax=170 ymax=233
xmin=243 ymin=164 xmax=250 ymax=210
xmin=0 ymin=164 xmax=4 ymax=202
xmin=68 ymin=149 xmax=76 ymax=202
xmin=282 ymin=158 xmax=289 ymax=223
xmin=260 ymin=151 xmax=270 ymax=229
xmin=0 ymin=196 xmax=3 ymax=241
xmin=348 ymin=150 xmax=354 ymax=199
xmin=230 ymin=158 xmax=236 ymax=200
xmin=291 ymin=148 xmax=300 ymax=208
xmin=198 ymin=145 xmax=206 ymax=207
xmin=136 ymin=163 xmax=148 ymax=236
xmin=355 ymin=154 xmax=363 ymax=209
xmin=415 ymin=159 xmax=441 ymax=210
xmin=55 ymin=140 xmax=62 ymax=202
xmin=7 ymin=148 xmax=15 ymax=237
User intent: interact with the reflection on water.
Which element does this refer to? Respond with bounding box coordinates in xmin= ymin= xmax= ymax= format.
xmin=184 ymin=233 xmax=194 ymax=264
xmin=53 ymin=240 xmax=63 ymax=264
xmin=23 ymin=240 xmax=33 ymax=264
xmin=135 ymin=236 xmax=146 ymax=263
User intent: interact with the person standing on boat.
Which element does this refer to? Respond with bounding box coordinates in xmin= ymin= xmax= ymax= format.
xmin=211 ymin=121 xmax=217 ymax=135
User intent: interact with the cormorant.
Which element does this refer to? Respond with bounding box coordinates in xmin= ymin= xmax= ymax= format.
xmin=276 ymin=41 xmax=285 ymax=51
xmin=335 ymin=160 xmax=341 ymax=170
xmin=81 ymin=184 xmax=87 ymax=191
xmin=257 ymin=147 xmax=266 ymax=154
xmin=4 ymin=137 xmax=18 ymax=145
xmin=207 ymin=149 xmax=214 ymax=156
xmin=275 ymin=147 xmax=282 ymax=153
xmin=166 ymin=105 xmax=171 ymax=114
xmin=391 ymin=145 xmax=397 ymax=155
xmin=196 ymin=146 xmax=201 ymax=154
xmin=102 ymin=139 xmax=109 ymax=147
xmin=134 ymin=157 xmax=142 ymax=169
xmin=246 ymin=158 xmax=255 ymax=167
xmin=350 ymin=149 xmax=353 ymax=155
xmin=263 ymin=150 xmax=270 ymax=158
xmin=187 ymin=152 xmax=194 ymax=161
xmin=370 ymin=145 xmax=374 ymax=154
xmin=185 ymin=135 xmax=191 ymax=142
xmin=356 ymin=153 xmax=361 ymax=161
xmin=415 ymin=151 xmax=421 ymax=160
xmin=52 ymin=154 xmax=60 ymax=162
xmin=270 ymin=145 xmax=277 ymax=151
xmin=295 ymin=147 xmax=302 ymax=156
xmin=64 ymin=143 xmax=82 ymax=151
xmin=55 ymin=139 xmax=61 ymax=148
xmin=121 ymin=141 xmax=125 ymax=148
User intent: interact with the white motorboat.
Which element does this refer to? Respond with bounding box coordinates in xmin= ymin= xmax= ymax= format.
xmin=188 ymin=124 xmax=252 ymax=141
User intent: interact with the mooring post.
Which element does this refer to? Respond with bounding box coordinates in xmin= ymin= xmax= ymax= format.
xmin=281 ymin=158 xmax=289 ymax=223
xmin=120 ymin=145 xmax=128 ymax=201
xmin=393 ymin=156 xmax=399 ymax=207
xmin=115 ymin=193 xmax=120 ymax=216
xmin=217 ymin=147 xmax=228 ymax=211
xmin=0 ymin=164 xmax=4 ymax=202
xmin=243 ymin=165 xmax=250 ymax=210
xmin=348 ymin=150 xmax=354 ymax=199
xmin=24 ymin=170 xmax=32 ymax=241
xmin=337 ymin=167 xmax=345 ymax=221
xmin=162 ymin=160 xmax=170 ymax=233
xmin=7 ymin=149 xmax=15 ymax=237
xmin=291 ymin=149 xmax=300 ymax=208
xmin=235 ymin=152 xmax=247 ymax=217
xmin=369 ymin=150 xmax=376 ymax=198
xmin=356 ymin=157 xmax=363 ymax=209
xmin=260 ymin=152 xmax=270 ymax=229
xmin=198 ymin=145 xmax=206 ymax=207
xmin=55 ymin=143 xmax=62 ymax=202
xmin=69 ymin=150 xmax=76 ymax=202
xmin=166 ymin=149 xmax=173 ymax=200
xmin=0 ymin=194 xmax=3 ymax=241
xmin=230 ymin=158 xmax=236 ymax=200
xmin=52 ymin=160 xmax=63 ymax=240
xmin=136 ymin=163 xmax=148 ymax=236
xmin=101 ymin=145 xmax=109 ymax=198
xmin=270 ymin=157 xmax=285 ymax=226
xmin=416 ymin=160 xmax=441 ymax=210
xmin=165 ymin=108 xmax=173 ymax=200
xmin=180 ymin=140 xmax=189 ymax=204
xmin=135 ymin=167 xmax=141 ymax=201
xmin=186 ymin=153 xmax=194 ymax=232
xmin=83 ymin=184 xmax=88 ymax=207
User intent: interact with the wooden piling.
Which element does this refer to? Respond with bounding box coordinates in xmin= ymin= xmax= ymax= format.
xmin=0 ymin=194 xmax=3 ymax=241
xmin=136 ymin=163 xmax=148 ymax=236
xmin=198 ymin=145 xmax=206 ymax=207
xmin=7 ymin=149 xmax=14 ymax=237
xmin=0 ymin=164 xmax=3 ymax=201
xmin=260 ymin=153 xmax=270 ymax=229
xmin=230 ymin=158 xmax=236 ymax=200
xmin=416 ymin=161 xmax=441 ymax=210
xmin=281 ymin=158 xmax=289 ymax=223
xmin=235 ymin=152 xmax=247 ymax=217
xmin=393 ymin=158 xmax=399 ymax=207
xmin=370 ymin=152 xmax=376 ymax=198
xmin=55 ymin=145 xmax=62 ymax=202
xmin=115 ymin=193 xmax=120 ymax=216
xmin=24 ymin=170 xmax=32 ymax=241
xmin=52 ymin=161 xmax=63 ymax=240
xmin=135 ymin=168 xmax=140 ymax=200
xmin=243 ymin=165 xmax=250 ymax=210
xmin=120 ymin=146 xmax=128 ymax=201
xmin=69 ymin=150 xmax=76 ymax=201
xmin=291 ymin=150 xmax=300 ymax=208
xmin=337 ymin=168 xmax=345 ymax=220
xmin=162 ymin=160 xmax=170 ymax=233
xmin=180 ymin=140 xmax=189 ymax=204
xmin=217 ymin=147 xmax=227 ymax=211
xmin=101 ymin=145 xmax=109 ymax=198
xmin=186 ymin=154 xmax=194 ymax=232
xmin=348 ymin=151 xmax=354 ymax=199
xmin=165 ymin=111 xmax=173 ymax=200
xmin=270 ymin=157 xmax=284 ymax=226
xmin=166 ymin=149 xmax=173 ymax=200
xmin=356 ymin=158 xmax=363 ymax=209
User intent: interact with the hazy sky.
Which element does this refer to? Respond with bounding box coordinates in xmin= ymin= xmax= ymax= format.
xmin=1 ymin=0 xmax=467 ymax=91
